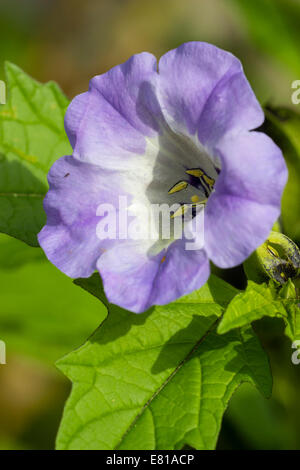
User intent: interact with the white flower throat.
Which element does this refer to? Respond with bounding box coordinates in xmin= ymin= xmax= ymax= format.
xmin=126 ymin=129 xmax=220 ymax=251
xmin=144 ymin=128 xmax=220 ymax=210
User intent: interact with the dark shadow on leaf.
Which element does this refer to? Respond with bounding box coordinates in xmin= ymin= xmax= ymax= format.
xmin=190 ymin=327 xmax=271 ymax=397
xmin=151 ymin=314 xmax=218 ymax=374
xmin=74 ymin=272 xmax=154 ymax=345
xmin=74 ymin=272 xmax=109 ymax=307
xmin=91 ymin=304 xmax=153 ymax=346
xmin=0 ymin=158 xmax=47 ymax=246
xmin=75 ymin=271 xmax=240 ymax=354
xmin=151 ymin=319 xmax=269 ymax=399
xmin=206 ymin=275 xmax=239 ymax=306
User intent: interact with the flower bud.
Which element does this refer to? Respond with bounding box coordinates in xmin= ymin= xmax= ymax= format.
xmin=244 ymin=231 xmax=300 ymax=285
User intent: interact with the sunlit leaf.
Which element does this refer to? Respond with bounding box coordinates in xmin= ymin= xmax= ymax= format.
xmin=0 ymin=236 xmax=106 ymax=363
xmin=56 ymin=274 xmax=271 ymax=450
xmin=0 ymin=63 xmax=71 ymax=246
xmin=218 ymin=280 xmax=300 ymax=341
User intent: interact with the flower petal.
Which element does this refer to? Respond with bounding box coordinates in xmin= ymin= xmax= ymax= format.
xmin=97 ymin=239 xmax=210 ymax=313
xmin=158 ymin=42 xmax=263 ymax=143
xmin=97 ymin=242 xmax=162 ymax=313
xmin=205 ymin=131 xmax=288 ymax=268
xmin=149 ymin=241 xmax=210 ymax=307
xmin=65 ymin=52 xmax=159 ymax=168
xmin=197 ymin=67 xmax=264 ymax=149
xmin=38 ymin=156 xmax=124 ymax=278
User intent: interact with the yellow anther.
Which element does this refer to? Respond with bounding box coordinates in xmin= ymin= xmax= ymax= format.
xmin=191 ymin=194 xmax=200 ymax=203
xmin=168 ymin=181 xmax=188 ymax=194
xmin=202 ymin=174 xmax=215 ymax=188
xmin=186 ymin=169 xmax=204 ymax=178
xmin=192 ymin=198 xmax=207 ymax=207
xmin=171 ymin=205 xmax=189 ymax=219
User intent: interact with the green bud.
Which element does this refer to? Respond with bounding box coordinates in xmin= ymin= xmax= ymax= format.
xmin=244 ymin=231 xmax=300 ymax=285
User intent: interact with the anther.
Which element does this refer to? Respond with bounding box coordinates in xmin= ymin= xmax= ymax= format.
xmin=168 ymin=181 xmax=188 ymax=194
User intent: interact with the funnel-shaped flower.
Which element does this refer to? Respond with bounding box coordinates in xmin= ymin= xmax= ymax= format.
xmin=38 ymin=42 xmax=287 ymax=313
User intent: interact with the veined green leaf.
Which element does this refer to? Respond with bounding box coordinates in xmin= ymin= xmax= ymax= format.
xmin=0 ymin=62 xmax=71 ymax=246
xmin=56 ymin=274 xmax=271 ymax=450
xmin=0 ymin=235 xmax=107 ymax=363
xmin=218 ymin=280 xmax=300 ymax=341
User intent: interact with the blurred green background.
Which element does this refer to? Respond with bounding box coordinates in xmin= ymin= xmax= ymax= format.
xmin=0 ymin=0 xmax=300 ymax=449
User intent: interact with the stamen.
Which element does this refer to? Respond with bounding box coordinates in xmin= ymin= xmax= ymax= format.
xmin=171 ymin=205 xmax=190 ymax=218
xmin=171 ymin=199 xmax=207 ymax=219
xmin=167 ymin=167 xmax=215 ymax=221
xmin=192 ymin=199 xmax=207 ymax=205
xmin=185 ymin=169 xmax=204 ymax=178
xmin=201 ymin=174 xmax=215 ymax=190
xmin=186 ymin=167 xmax=215 ymax=197
xmin=168 ymin=181 xmax=188 ymax=194
xmin=191 ymin=194 xmax=200 ymax=203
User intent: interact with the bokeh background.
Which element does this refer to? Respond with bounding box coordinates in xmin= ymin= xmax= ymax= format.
xmin=0 ymin=0 xmax=300 ymax=449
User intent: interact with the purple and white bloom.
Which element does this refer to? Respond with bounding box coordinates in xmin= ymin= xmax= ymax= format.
xmin=38 ymin=42 xmax=287 ymax=313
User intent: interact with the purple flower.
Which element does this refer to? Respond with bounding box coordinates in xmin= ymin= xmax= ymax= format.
xmin=38 ymin=42 xmax=287 ymax=313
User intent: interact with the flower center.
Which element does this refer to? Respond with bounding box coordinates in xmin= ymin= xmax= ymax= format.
xmin=168 ymin=166 xmax=217 ymax=218
xmin=136 ymin=129 xmax=221 ymax=251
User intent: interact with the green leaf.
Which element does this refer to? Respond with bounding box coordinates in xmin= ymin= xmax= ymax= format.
xmin=218 ymin=280 xmax=299 ymax=340
xmin=231 ymin=0 xmax=300 ymax=77
xmin=0 ymin=235 xmax=107 ymax=363
xmin=56 ymin=275 xmax=271 ymax=450
xmin=0 ymin=232 xmax=44 ymax=269
xmin=263 ymin=107 xmax=300 ymax=245
xmin=0 ymin=62 xmax=71 ymax=246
